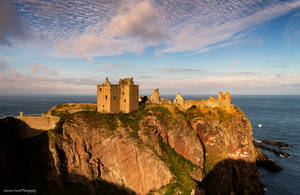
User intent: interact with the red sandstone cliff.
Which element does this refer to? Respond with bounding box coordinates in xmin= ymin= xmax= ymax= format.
xmin=0 ymin=104 xmax=264 ymax=194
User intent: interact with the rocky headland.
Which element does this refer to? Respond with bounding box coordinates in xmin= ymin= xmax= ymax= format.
xmin=1 ymin=100 xmax=286 ymax=194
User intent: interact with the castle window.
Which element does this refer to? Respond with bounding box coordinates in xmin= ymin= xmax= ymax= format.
xmin=123 ymin=92 xmax=124 ymax=95
xmin=124 ymin=99 xmax=126 ymax=102
xmin=114 ymin=96 xmax=116 ymax=100
xmin=99 ymin=88 xmax=102 ymax=92
xmin=102 ymin=105 xmax=104 ymax=108
xmin=105 ymin=95 xmax=107 ymax=100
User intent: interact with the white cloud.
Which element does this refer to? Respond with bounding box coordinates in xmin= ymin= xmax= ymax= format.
xmin=228 ymin=60 xmax=239 ymax=67
xmin=156 ymin=66 xmax=204 ymax=72
xmin=0 ymin=68 xmax=98 ymax=95
xmin=162 ymin=0 xmax=300 ymax=53
xmin=106 ymin=0 xmax=169 ymax=41
xmin=0 ymin=1 xmax=26 ymax=46
xmin=5 ymin=0 xmax=300 ymax=57
xmin=31 ymin=64 xmax=57 ymax=75
xmin=50 ymin=0 xmax=170 ymax=58
xmin=140 ymin=73 xmax=300 ymax=94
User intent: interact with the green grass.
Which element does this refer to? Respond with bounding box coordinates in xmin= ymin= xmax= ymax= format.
xmin=144 ymin=106 xmax=173 ymax=126
xmin=158 ymin=139 xmax=199 ymax=195
xmin=117 ymin=105 xmax=147 ymax=140
xmin=51 ymin=110 xmax=72 ymax=118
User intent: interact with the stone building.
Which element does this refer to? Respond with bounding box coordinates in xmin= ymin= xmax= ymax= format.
xmin=147 ymin=88 xmax=171 ymax=104
xmin=97 ymin=77 xmax=139 ymax=113
xmin=173 ymin=91 xmax=232 ymax=110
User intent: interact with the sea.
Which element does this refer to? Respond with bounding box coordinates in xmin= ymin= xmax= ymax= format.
xmin=0 ymin=95 xmax=299 ymax=194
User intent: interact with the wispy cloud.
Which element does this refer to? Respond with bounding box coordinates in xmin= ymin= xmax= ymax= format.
xmin=228 ymin=60 xmax=239 ymax=67
xmin=4 ymin=0 xmax=300 ymax=57
xmin=269 ymin=65 xmax=289 ymax=68
xmin=162 ymin=0 xmax=300 ymax=54
xmin=283 ymin=12 xmax=300 ymax=40
xmin=156 ymin=66 xmax=204 ymax=72
xmin=106 ymin=0 xmax=169 ymax=41
xmin=31 ymin=64 xmax=57 ymax=75
xmin=0 ymin=1 xmax=26 ymax=46
xmin=139 ymin=75 xmax=156 ymax=79
xmin=0 ymin=64 xmax=11 ymax=73
xmin=0 ymin=68 xmax=99 ymax=95
xmin=140 ymin=73 xmax=300 ymax=94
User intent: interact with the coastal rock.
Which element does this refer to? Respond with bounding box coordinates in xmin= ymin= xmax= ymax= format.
xmin=253 ymin=140 xmax=292 ymax=158
xmin=190 ymin=107 xmax=263 ymax=194
xmin=1 ymin=104 xmax=265 ymax=194
xmin=142 ymin=114 xmax=205 ymax=171
xmin=261 ymin=140 xmax=293 ymax=149
xmin=255 ymin=147 xmax=282 ymax=171
xmin=53 ymin=114 xmax=172 ymax=194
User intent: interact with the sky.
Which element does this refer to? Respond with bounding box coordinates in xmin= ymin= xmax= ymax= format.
xmin=0 ymin=0 xmax=300 ymax=95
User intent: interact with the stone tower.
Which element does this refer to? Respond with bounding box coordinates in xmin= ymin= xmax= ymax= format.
xmin=97 ymin=77 xmax=139 ymax=113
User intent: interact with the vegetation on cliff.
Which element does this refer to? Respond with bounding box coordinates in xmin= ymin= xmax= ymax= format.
xmin=43 ymin=103 xmax=263 ymax=194
xmin=0 ymin=103 xmax=266 ymax=195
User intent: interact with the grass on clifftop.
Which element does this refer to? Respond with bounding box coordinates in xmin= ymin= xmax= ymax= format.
xmin=45 ymin=103 xmax=97 ymax=116
xmin=179 ymin=105 xmax=245 ymax=123
xmin=156 ymin=138 xmax=199 ymax=195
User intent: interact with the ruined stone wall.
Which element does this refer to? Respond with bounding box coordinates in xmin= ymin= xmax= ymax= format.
xmin=149 ymin=89 xmax=161 ymax=104
xmin=15 ymin=115 xmax=59 ymax=131
xmin=97 ymin=85 xmax=108 ymax=113
xmin=129 ymin=85 xmax=139 ymax=112
xmin=97 ymin=85 xmax=119 ymax=113
xmin=120 ymin=85 xmax=130 ymax=113
xmin=97 ymin=78 xmax=139 ymax=113
xmin=174 ymin=91 xmax=232 ymax=110
xmin=147 ymin=89 xmax=171 ymax=105
xmin=173 ymin=93 xmax=184 ymax=107
xmin=183 ymin=100 xmax=204 ymax=109
xmin=110 ymin=85 xmax=120 ymax=113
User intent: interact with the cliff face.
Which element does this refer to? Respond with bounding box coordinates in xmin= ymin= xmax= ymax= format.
xmin=0 ymin=104 xmax=264 ymax=195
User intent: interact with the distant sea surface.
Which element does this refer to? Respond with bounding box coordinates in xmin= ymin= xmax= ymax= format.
xmin=0 ymin=95 xmax=299 ymax=194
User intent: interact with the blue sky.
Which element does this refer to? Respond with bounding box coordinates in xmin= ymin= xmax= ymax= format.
xmin=0 ymin=0 xmax=300 ymax=95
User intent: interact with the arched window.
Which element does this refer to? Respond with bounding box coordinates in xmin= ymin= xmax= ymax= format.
xmin=99 ymin=88 xmax=102 ymax=92
xmin=123 ymin=92 xmax=124 ymax=95
xmin=105 ymin=95 xmax=107 ymax=100
xmin=124 ymin=99 xmax=126 ymax=102
xmin=114 ymin=96 xmax=116 ymax=100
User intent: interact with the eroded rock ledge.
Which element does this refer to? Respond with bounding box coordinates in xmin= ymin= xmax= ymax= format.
xmin=1 ymin=104 xmax=265 ymax=195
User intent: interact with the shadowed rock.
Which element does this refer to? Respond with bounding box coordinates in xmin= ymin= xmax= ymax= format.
xmin=198 ymin=159 xmax=264 ymax=195
xmin=253 ymin=140 xmax=292 ymax=158
xmin=261 ymin=139 xmax=293 ymax=149
xmin=255 ymin=148 xmax=282 ymax=171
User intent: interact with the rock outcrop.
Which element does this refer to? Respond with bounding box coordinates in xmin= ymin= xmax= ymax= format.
xmin=0 ymin=103 xmax=264 ymax=194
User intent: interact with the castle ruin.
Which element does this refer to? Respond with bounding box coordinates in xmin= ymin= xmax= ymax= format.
xmin=145 ymin=88 xmax=232 ymax=110
xmin=147 ymin=88 xmax=171 ymax=104
xmin=96 ymin=77 xmax=232 ymax=113
xmin=173 ymin=91 xmax=231 ymax=109
xmin=97 ymin=77 xmax=139 ymax=113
